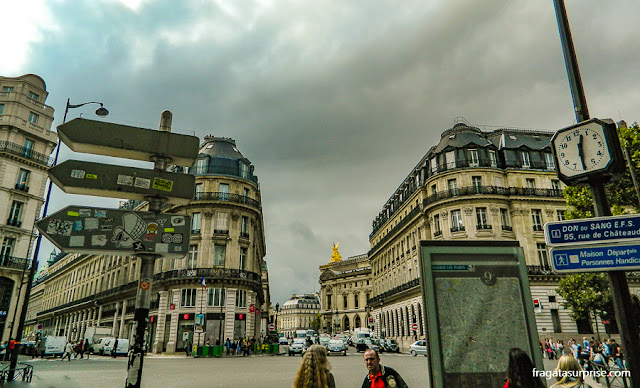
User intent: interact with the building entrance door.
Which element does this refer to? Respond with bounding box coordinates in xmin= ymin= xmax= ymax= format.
xmin=0 ymin=278 xmax=14 ymax=343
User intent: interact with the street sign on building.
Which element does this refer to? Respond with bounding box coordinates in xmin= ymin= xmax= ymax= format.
xmin=545 ymin=214 xmax=640 ymax=247
xmin=36 ymin=205 xmax=190 ymax=259
xmin=57 ymin=118 xmax=200 ymax=166
xmin=550 ymin=243 xmax=640 ymax=273
xmin=48 ymin=160 xmax=195 ymax=205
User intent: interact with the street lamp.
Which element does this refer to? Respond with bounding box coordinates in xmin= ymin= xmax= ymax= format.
xmin=275 ymin=302 xmax=280 ymax=331
xmin=7 ymin=99 xmax=108 ymax=381
xmin=365 ymin=305 xmax=372 ymax=333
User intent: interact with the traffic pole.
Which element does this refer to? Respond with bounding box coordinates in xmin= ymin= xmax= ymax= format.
xmin=554 ymin=1 xmax=640 ymax=385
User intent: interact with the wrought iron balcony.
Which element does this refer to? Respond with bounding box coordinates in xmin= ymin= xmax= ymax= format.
xmin=533 ymin=225 xmax=543 ymax=232
xmin=527 ymin=265 xmax=554 ymax=275
xmin=368 ymin=278 xmax=420 ymax=305
xmin=450 ymin=226 xmax=465 ymax=233
xmin=476 ymin=224 xmax=492 ymax=230
xmin=240 ymin=232 xmax=250 ymax=239
xmin=213 ymin=229 xmax=229 ymax=235
xmin=14 ymin=183 xmax=29 ymax=192
xmin=6 ymin=219 xmax=22 ymax=228
xmin=433 ymin=230 xmax=442 ymax=237
xmin=154 ymin=267 xmax=261 ymax=283
xmin=0 ymin=141 xmax=53 ymax=166
xmin=193 ymin=192 xmax=261 ymax=210
xmin=0 ymin=255 xmax=30 ymax=270
xmin=502 ymin=225 xmax=513 ymax=231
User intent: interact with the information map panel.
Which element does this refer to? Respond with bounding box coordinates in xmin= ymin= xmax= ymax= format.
xmin=419 ymin=241 xmax=542 ymax=388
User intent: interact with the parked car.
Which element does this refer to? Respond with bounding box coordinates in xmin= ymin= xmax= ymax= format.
xmin=327 ymin=339 xmax=347 ymax=356
xmin=103 ymin=338 xmax=129 ymax=357
xmin=371 ymin=339 xmax=385 ymax=352
xmin=279 ymin=337 xmax=289 ymax=345
xmin=288 ymin=338 xmax=306 ymax=356
xmin=410 ymin=340 xmax=428 ymax=357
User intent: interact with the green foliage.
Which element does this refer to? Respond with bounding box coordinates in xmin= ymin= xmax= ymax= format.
xmin=556 ymin=273 xmax=611 ymax=320
xmin=310 ymin=313 xmax=322 ymax=332
xmin=563 ymin=186 xmax=593 ymax=219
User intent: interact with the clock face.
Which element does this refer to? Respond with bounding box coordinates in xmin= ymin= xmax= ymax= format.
xmin=553 ymin=122 xmax=611 ymax=177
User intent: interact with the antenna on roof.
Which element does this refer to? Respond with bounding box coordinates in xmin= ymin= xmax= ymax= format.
xmin=453 ymin=116 xmax=470 ymax=126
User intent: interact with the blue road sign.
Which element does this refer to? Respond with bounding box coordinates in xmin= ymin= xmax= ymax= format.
xmin=544 ymin=214 xmax=640 ymax=247
xmin=550 ymin=244 xmax=640 ymax=273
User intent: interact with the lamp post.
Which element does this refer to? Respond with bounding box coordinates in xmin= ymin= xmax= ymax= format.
xmin=275 ymin=302 xmax=280 ymax=331
xmin=7 ymin=99 xmax=108 ymax=381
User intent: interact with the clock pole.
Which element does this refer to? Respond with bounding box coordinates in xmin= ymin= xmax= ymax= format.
xmin=554 ymin=0 xmax=640 ymax=385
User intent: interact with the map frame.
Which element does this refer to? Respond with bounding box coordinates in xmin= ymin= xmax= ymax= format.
xmin=419 ymin=241 xmax=543 ymax=388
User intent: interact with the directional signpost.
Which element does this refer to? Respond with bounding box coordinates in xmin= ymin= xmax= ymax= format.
xmin=49 ymin=160 xmax=195 ymax=204
xmin=545 ymin=214 xmax=640 ymax=273
xmin=37 ymin=205 xmax=190 ymax=258
xmin=37 ymin=111 xmax=199 ymax=388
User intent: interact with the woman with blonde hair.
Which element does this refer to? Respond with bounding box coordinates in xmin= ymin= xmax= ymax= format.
xmin=293 ymin=344 xmax=336 ymax=388
xmin=551 ymin=354 xmax=591 ymax=388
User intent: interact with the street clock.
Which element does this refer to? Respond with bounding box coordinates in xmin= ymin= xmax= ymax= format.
xmin=551 ymin=118 xmax=625 ymax=185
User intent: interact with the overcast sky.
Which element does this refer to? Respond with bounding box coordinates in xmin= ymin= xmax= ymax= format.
xmin=4 ymin=0 xmax=640 ymax=304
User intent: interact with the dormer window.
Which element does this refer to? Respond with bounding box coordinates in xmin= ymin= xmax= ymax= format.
xmin=195 ymin=158 xmax=208 ymax=174
xmin=521 ymin=151 xmax=531 ymax=168
xmin=469 ymin=149 xmax=479 ymax=167
xmin=239 ymin=162 xmax=249 ymax=179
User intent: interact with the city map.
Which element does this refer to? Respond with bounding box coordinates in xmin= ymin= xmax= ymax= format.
xmin=435 ymin=277 xmax=531 ymax=373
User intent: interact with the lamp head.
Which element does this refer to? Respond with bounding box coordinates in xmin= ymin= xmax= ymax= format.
xmin=95 ymin=105 xmax=109 ymax=116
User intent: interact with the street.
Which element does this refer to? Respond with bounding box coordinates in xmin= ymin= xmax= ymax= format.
xmin=19 ymin=350 xmax=430 ymax=388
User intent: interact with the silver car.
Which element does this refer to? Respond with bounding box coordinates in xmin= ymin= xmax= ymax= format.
xmin=410 ymin=340 xmax=428 ymax=357
xmin=327 ymin=339 xmax=347 ymax=356
xmin=288 ymin=338 xmax=306 ymax=356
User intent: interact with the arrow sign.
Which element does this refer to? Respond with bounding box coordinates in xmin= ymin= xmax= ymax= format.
xmin=37 ymin=205 xmax=190 ymax=259
xmin=57 ymin=118 xmax=200 ymax=166
xmin=49 ymin=160 xmax=195 ymax=205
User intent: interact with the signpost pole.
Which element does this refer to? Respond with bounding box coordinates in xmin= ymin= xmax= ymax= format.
xmin=126 ymin=110 xmax=175 ymax=388
xmin=554 ymin=1 xmax=640 ymax=383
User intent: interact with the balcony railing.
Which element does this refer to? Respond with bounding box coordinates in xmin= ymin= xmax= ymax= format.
xmin=0 ymin=256 xmax=30 ymax=270
xmin=240 ymin=232 xmax=250 ymax=239
xmin=371 ymin=185 xmax=563 ymax=238
xmin=0 ymin=141 xmax=53 ymax=166
xmin=368 ymin=278 xmax=420 ymax=305
xmin=533 ymin=225 xmax=543 ymax=232
xmin=194 ymin=192 xmax=261 ymax=210
xmin=476 ymin=224 xmax=492 ymax=230
xmin=6 ymin=219 xmax=22 ymax=228
xmin=154 ymin=267 xmax=261 ymax=283
xmin=213 ymin=229 xmax=229 ymax=235
xmin=450 ymin=226 xmax=465 ymax=233
xmin=433 ymin=230 xmax=442 ymax=237
xmin=527 ymin=265 xmax=554 ymax=275
xmin=502 ymin=225 xmax=513 ymax=231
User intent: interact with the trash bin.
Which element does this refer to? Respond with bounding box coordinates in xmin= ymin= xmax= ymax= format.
xmin=272 ymin=344 xmax=279 ymax=354
xmin=212 ymin=345 xmax=222 ymax=357
xmin=202 ymin=346 xmax=210 ymax=357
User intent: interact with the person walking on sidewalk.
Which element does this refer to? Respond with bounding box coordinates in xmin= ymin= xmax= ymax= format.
xmin=294 ymin=345 xmax=336 ymax=388
xmin=503 ymin=348 xmax=544 ymax=388
xmin=185 ymin=338 xmax=191 ymax=357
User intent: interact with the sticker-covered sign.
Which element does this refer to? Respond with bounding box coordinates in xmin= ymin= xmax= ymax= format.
xmin=36 ymin=205 xmax=190 ymax=259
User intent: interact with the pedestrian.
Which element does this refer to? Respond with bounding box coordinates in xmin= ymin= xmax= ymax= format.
xmin=362 ymin=348 xmax=408 ymax=388
xmin=206 ymin=338 xmax=211 ymax=346
xmin=185 ymin=338 xmax=191 ymax=357
xmin=503 ymin=348 xmax=545 ymax=388
xmin=550 ymin=354 xmax=591 ymax=388
xmin=112 ymin=337 xmax=119 ymax=358
xmin=62 ymin=341 xmax=75 ymax=361
xmin=293 ymin=344 xmax=335 ymax=388
xmin=75 ymin=339 xmax=84 ymax=359
xmin=610 ymin=339 xmax=624 ymax=370
xmin=84 ymin=339 xmax=90 ymax=359
xmin=226 ymin=338 xmax=231 ymax=355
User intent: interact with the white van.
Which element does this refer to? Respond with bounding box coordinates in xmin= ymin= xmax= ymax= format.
xmin=93 ymin=337 xmax=113 ymax=355
xmin=103 ymin=338 xmax=129 ymax=357
xmin=37 ymin=336 xmax=66 ymax=357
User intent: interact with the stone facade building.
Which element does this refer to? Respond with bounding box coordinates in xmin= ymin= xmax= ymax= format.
xmin=0 ymin=74 xmax=56 ymax=343
xmin=29 ymin=135 xmax=270 ymax=353
xmin=366 ymin=122 xmax=638 ymax=349
xmin=318 ymin=253 xmax=371 ymax=334
xmin=278 ymin=293 xmax=320 ymax=338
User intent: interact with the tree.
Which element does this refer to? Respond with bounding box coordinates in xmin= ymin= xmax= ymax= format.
xmin=556 ymin=273 xmax=611 ymax=322
xmin=310 ymin=313 xmax=322 ymax=332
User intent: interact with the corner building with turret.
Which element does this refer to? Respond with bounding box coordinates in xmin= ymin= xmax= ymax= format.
xmin=368 ymin=122 xmax=640 ymax=349
xmin=30 ymin=135 xmax=270 ymax=354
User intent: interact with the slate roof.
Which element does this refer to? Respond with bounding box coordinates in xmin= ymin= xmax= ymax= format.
xmin=198 ymin=135 xmax=250 ymax=162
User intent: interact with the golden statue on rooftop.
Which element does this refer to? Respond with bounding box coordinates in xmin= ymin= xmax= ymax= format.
xmin=330 ymin=242 xmax=342 ymax=262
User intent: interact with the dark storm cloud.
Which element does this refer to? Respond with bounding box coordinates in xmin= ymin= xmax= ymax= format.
xmin=15 ymin=0 xmax=640 ymax=303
